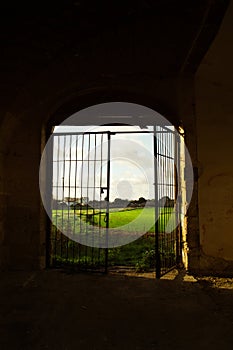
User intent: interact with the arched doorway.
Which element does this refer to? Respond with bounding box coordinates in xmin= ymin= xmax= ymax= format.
xmin=40 ymin=102 xmax=193 ymax=278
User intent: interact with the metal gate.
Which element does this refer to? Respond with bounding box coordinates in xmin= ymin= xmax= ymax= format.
xmin=48 ymin=127 xmax=182 ymax=278
xmin=154 ymin=126 xmax=182 ymax=277
xmin=50 ymin=131 xmax=111 ymax=272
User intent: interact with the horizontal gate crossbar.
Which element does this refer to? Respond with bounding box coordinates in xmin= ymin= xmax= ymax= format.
xmin=52 ymin=128 xmax=176 ymax=137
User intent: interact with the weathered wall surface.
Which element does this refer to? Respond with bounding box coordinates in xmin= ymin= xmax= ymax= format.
xmin=0 ymin=70 xmax=183 ymax=270
xmin=0 ymin=2 xmax=198 ymax=270
xmin=196 ymin=1 xmax=233 ymax=274
xmin=0 ymin=1 xmax=230 ymax=273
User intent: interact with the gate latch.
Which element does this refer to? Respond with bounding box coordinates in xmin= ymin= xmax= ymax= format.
xmin=100 ymin=187 xmax=107 ymax=194
xmin=101 ymin=187 xmax=109 ymax=201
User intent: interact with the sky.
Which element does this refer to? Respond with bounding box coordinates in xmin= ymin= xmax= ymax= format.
xmin=52 ymin=125 xmax=175 ymax=203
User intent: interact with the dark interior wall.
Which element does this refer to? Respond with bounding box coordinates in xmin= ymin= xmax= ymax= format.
xmin=0 ymin=1 xmax=229 ymax=270
xmin=0 ymin=65 xmax=182 ymax=270
xmin=195 ymin=0 xmax=233 ymax=275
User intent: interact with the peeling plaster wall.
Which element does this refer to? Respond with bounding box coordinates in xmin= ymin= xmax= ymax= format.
xmin=196 ymin=1 xmax=233 ymax=274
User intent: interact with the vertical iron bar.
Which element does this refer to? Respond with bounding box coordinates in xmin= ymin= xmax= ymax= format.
xmin=105 ymin=132 xmax=111 ymax=274
xmin=68 ymin=135 xmax=72 ymax=222
xmin=178 ymin=133 xmax=183 ymax=265
xmin=87 ymin=134 xmax=91 ymax=267
xmin=66 ymin=135 xmax=72 ymax=261
xmin=168 ymin=132 xmax=170 ymax=269
xmin=73 ymin=135 xmax=79 ymax=263
xmin=92 ymin=134 xmax=97 ymax=264
xmin=80 ymin=134 xmax=85 ymax=267
xmin=99 ymin=134 xmax=103 ymax=265
xmin=163 ymin=129 xmax=166 ymax=273
xmin=154 ymin=126 xmax=160 ymax=279
xmin=55 ymin=135 xmax=60 ymax=264
xmin=61 ymin=135 xmax=67 ymax=260
xmin=46 ymin=135 xmax=54 ymax=268
xmin=174 ymin=132 xmax=181 ymax=266
xmin=169 ymin=131 xmax=173 ymax=268
xmin=164 ymin=129 xmax=167 ymax=272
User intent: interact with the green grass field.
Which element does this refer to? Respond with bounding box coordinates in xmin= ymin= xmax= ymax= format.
xmin=52 ymin=207 xmax=175 ymax=234
xmin=51 ymin=207 xmax=177 ymax=271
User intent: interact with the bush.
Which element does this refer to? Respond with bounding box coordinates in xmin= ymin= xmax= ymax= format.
xmin=135 ymin=249 xmax=156 ymax=272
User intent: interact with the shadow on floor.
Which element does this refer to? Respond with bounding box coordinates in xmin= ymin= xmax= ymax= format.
xmin=0 ymin=269 xmax=233 ymax=350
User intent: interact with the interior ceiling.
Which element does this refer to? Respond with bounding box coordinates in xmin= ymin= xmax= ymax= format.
xmin=0 ymin=0 xmax=229 ymax=98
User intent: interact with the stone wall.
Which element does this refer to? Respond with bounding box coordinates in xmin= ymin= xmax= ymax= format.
xmin=195 ymin=1 xmax=233 ymax=275
xmin=0 ymin=1 xmax=231 ymax=274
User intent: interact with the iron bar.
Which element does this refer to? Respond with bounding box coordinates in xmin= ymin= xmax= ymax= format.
xmin=105 ymin=132 xmax=111 ymax=273
xmin=153 ymin=126 xmax=160 ymax=279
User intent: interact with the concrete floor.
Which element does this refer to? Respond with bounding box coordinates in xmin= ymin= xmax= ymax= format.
xmin=0 ymin=269 xmax=233 ymax=350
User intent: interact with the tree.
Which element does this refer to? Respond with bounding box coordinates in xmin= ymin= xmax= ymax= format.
xmin=138 ymin=197 xmax=146 ymax=204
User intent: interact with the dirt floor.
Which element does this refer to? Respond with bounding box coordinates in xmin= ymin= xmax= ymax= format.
xmin=0 ymin=268 xmax=233 ymax=350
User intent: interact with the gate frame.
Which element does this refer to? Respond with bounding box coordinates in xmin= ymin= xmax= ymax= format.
xmin=47 ymin=126 xmax=184 ymax=278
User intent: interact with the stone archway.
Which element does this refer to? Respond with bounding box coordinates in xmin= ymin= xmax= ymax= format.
xmin=40 ymin=102 xmax=195 ymax=274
